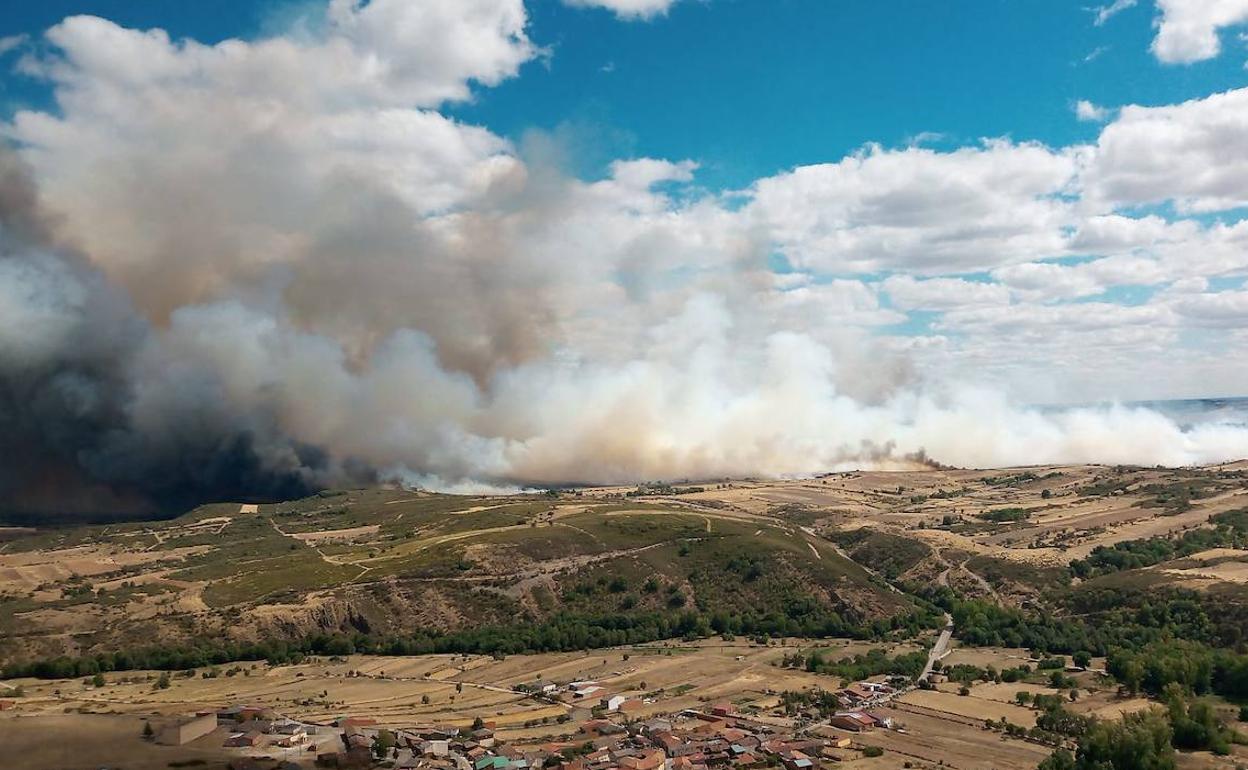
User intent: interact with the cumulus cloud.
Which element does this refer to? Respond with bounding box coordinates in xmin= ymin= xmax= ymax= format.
xmin=744 ymin=141 xmax=1082 ymax=275
xmin=1083 ymin=87 xmax=1248 ymax=212
xmin=1152 ymin=0 xmax=1248 ymax=63
xmin=881 ymin=275 xmax=1011 ymax=311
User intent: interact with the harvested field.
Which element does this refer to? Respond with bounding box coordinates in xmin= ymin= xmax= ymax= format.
xmin=289 ymin=524 xmax=381 ymax=542
xmin=897 ymin=689 xmax=1038 ymax=727
xmin=0 ymin=713 xmax=232 ymax=770
xmin=864 ymin=705 xmax=1052 ymax=770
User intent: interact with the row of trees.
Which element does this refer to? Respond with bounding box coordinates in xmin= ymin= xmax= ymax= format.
xmin=1106 ymin=640 xmax=1248 ymax=699
xmin=1070 ymin=507 xmax=1248 ymax=578
xmin=782 ymin=647 xmax=928 ymax=681
xmin=2 ymin=604 xmax=940 ymax=680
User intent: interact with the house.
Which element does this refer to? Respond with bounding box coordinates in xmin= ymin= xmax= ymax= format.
xmin=618 ymin=749 xmax=665 ymax=770
xmin=780 ymin=752 xmax=814 ymax=770
xmin=619 ymin=699 xmax=645 ymax=717
xmin=275 ymin=730 xmax=308 ymax=748
xmin=224 ymin=730 xmax=265 ymax=748
xmin=640 ymin=718 xmax=673 ymax=735
xmin=603 ymin=695 xmax=628 ymax=713
xmin=425 ymin=739 xmax=451 ymax=756
xmin=710 ymin=704 xmax=735 ymax=718
xmin=863 ymin=712 xmax=891 ymax=729
xmin=826 ymin=713 xmax=876 ymax=732
xmin=0 ymin=700 xmax=14 ymax=711
xmin=157 ymin=713 xmax=218 ymax=745
xmin=339 ymin=716 xmax=378 ymax=730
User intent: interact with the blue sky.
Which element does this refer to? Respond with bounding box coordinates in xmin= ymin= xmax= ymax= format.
xmin=4 ymin=0 xmax=1246 ymax=190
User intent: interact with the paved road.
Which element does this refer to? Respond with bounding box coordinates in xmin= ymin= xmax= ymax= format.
xmin=920 ymin=613 xmax=954 ymax=682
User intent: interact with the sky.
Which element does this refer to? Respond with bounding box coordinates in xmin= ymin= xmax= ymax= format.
xmin=3 ymin=0 xmax=1248 ymax=509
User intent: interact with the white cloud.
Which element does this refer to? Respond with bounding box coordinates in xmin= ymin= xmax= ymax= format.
xmin=881 ymin=275 xmax=1011 ymax=311
xmin=744 ymin=141 xmax=1081 ymax=275
xmin=0 ymin=34 xmax=27 ymax=56
xmin=1083 ymin=86 xmax=1248 ymax=212
xmin=562 ymin=0 xmax=680 ymax=21
xmin=1093 ymin=0 xmax=1138 ymax=25
xmin=1152 ymin=0 xmax=1248 ymax=63
xmin=1075 ymin=99 xmax=1112 ymax=122
xmin=1171 ymin=290 xmax=1248 ymax=326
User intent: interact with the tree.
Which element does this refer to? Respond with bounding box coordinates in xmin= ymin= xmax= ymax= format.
xmin=1037 ymin=749 xmax=1074 ymax=770
xmin=142 ymin=721 xmax=155 ymax=740
xmin=1015 ymin=691 xmax=1032 ymax=706
xmin=91 ymin=673 xmax=106 ymax=688
xmin=155 ymin=672 xmax=171 ymax=690
xmin=1058 ymin=709 xmax=1175 ymax=770
xmin=1073 ymin=651 xmax=1092 ymax=670
xmin=471 ymin=716 xmax=485 ymax=731
xmin=373 ymin=729 xmax=396 ymax=760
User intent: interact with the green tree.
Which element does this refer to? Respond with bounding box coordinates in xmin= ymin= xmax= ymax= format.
xmin=1073 ymin=651 xmax=1092 ymax=670
xmin=142 ymin=721 xmax=155 ymax=740
xmin=1037 ymin=749 xmax=1074 ymax=770
xmin=1059 ymin=709 xmax=1175 ymax=770
xmin=91 ymin=673 xmax=106 ymax=688
xmin=373 ymin=729 xmax=396 ymax=760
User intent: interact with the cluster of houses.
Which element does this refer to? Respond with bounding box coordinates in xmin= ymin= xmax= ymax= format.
xmin=220 ymin=705 xmax=315 ymax=750
xmin=172 ymin=674 xmax=902 ymax=770
xmin=311 ymin=699 xmax=893 ymax=770
xmin=529 ymin=679 xmax=644 ymax=716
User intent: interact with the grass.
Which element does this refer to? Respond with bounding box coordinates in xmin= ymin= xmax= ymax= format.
xmin=830 ymin=529 xmax=932 ymax=579
xmin=201 ymin=550 xmax=360 ymax=607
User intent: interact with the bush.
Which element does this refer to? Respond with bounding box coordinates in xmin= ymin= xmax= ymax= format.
xmin=862 ymin=746 xmax=884 ymax=758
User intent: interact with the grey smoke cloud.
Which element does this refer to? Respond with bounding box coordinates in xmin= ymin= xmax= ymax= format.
xmin=2 ymin=3 xmax=1248 ymax=519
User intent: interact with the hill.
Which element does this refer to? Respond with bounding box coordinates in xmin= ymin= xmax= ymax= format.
xmin=0 ymin=488 xmax=924 ymax=669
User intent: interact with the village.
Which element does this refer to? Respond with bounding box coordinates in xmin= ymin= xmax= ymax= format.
xmin=171 ymin=674 xmax=906 ymax=770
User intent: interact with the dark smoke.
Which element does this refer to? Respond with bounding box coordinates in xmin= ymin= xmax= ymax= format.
xmin=0 ymin=150 xmax=364 ymax=523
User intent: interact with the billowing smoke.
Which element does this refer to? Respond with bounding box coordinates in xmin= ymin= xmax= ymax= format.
xmin=0 ymin=151 xmax=360 ymax=519
xmin=2 ymin=3 xmax=1247 ymax=520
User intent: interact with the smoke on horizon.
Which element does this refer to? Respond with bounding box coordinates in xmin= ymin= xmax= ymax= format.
xmin=3 ymin=5 xmax=1248 ymax=519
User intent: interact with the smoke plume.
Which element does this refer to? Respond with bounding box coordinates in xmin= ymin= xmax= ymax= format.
xmin=2 ymin=4 xmax=1248 ymax=520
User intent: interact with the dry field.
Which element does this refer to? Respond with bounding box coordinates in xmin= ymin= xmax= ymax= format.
xmin=1 ymin=639 xmax=858 ymax=732
xmin=863 ymin=706 xmax=1053 ymax=770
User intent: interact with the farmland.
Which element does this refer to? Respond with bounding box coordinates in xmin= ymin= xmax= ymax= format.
xmin=2 ymin=462 xmax=1248 ymax=769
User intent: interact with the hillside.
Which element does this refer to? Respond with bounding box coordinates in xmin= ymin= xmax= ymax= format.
xmin=4 ymin=462 xmax=1248 ymax=673
xmin=0 ymin=489 xmax=920 ymax=668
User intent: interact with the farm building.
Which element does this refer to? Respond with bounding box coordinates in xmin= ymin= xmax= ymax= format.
xmin=157 ymin=713 xmax=218 ymax=745
xmin=826 ymin=712 xmax=877 ymax=732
